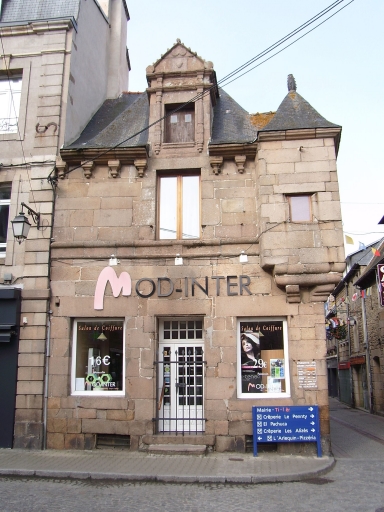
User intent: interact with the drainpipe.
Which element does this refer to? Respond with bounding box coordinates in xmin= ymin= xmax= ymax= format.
xmin=361 ymin=296 xmax=374 ymax=413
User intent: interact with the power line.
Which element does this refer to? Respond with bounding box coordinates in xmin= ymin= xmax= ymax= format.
xmin=49 ymin=0 xmax=354 ymax=183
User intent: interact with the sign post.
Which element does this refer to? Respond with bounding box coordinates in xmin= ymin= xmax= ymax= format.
xmin=252 ymin=405 xmax=321 ymax=457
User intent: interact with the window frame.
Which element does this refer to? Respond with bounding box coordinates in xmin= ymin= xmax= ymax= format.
xmin=288 ymin=194 xmax=313 ymax=223
xmin=157 ymin=170 xmax=201 ymax=240
xmin=237 ymin=317 xmax=290 ymax=399
xmin=71 ymin=318 xmax=126 ymax=397
xmin=164 ymin=103 xmax=195 ymax=144
xmin=0 ymin=75 xmax=22 ymax=135
xmin=0 ymin=65 xmax=29 ymax=142
xmin=0 ymin=184 xmax=11 ymax=258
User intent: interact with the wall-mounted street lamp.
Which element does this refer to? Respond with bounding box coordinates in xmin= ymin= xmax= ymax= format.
xmin=11 ymin=202 xmax=40 ymax=244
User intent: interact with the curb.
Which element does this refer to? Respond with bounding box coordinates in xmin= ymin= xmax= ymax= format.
xmin=0 ymin=457 xmax=335 ymax=484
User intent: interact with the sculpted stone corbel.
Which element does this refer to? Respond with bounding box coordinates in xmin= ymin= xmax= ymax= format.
xmin=235 ymin=155 xmax=246 ymax=174
xmin=209 ymin=156 xmax=223 ymax=175
xmin=108 ymin=160 xmax=121 ymax=178
xmin=134 ymin=158 xmax=147 ymax=178
xmin=55 ymin=158 xmax=68 ymax=179
xmin=81 ymin=161 xmax=94 ymax=180
xmin=285 ymin=285 xmax=300 ymax=303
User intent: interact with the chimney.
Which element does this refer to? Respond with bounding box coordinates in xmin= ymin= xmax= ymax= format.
xmin=105 ymin=0 xmax=130 ymax=98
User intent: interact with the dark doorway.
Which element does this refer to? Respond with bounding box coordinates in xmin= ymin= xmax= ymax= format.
xmin=0 ymin=287 xmax=21 ymax=448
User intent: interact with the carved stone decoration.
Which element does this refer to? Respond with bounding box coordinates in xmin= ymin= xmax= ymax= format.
xmin=55 ymin=158 xmax=68 ymax=179
xmin=81 ymin=160 xmax=94 ymax=180
xmin=235 ymin=155 xmax=246 ymax=174
xmin=134 ymin=158 xmax=147 ymax=178
xmin=209 ymin=156 xmax=223 ymax=175
xmin=286 ymin=284 xmax=301 ymax=303
xmin=108 ymin=160 xmax=121 ymax=178
xmin=287 ymin=74 xmax=297 ymax=92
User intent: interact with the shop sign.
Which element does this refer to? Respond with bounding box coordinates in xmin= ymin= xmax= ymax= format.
xmin=94 ymin=266 xmax=252 ymax=310
xmin=350 ymin=355 xmax=366 ymax=365
xmin=338 ymin=361 xmax=350 ymax=370
xmin=378 ymin=264 xmax=384 ymax=307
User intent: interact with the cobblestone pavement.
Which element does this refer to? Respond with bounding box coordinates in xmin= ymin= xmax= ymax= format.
xmin=0 ymin=399 xmax=383 ymax=512
xmin=0 ymin=460 xmax=383 ymax=512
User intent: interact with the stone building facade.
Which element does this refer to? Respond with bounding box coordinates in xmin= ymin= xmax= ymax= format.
xmin=326 ymin=238 xmax=384 ymax=414
xmin=46 ymin=42 xmax=345 ymax=454
xmin=0 ymin=0 xmax=129 ymax=449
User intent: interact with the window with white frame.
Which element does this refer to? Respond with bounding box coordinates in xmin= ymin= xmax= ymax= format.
xmin=0 ymin=184 xmax=11 ymax=257
xmin=158 ymin=172 xmax=200 ymax=240
xmin=237 ymin=318 xmax=290 ymax=398
xmin=0 ymin=76 xmax=22 ymax=134
xmin=288 ymin=195 xmax=312 ymax=222
xmin=71 ymin=319 xmax=125 ymax=395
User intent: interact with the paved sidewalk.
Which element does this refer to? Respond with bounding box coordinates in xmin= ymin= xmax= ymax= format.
xmin=0 ymin=448 xmax=333 ymax=484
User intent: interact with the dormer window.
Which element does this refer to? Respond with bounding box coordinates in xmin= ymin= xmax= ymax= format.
xmin=164 ymin=104 xmax=195 ymax=143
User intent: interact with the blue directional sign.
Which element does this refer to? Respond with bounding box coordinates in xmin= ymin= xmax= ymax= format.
xmin=252 ymin=405 xmax=321 ymax=457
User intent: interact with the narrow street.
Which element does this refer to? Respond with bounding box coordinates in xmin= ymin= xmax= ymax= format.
xmin=0 ymin=398 xmax=383 ymax=512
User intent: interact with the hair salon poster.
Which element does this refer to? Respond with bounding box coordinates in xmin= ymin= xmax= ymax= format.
xmin=239 ymin=319 xmax=287 ymax=396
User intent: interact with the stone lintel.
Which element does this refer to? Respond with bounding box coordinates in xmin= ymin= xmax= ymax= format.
xmin=208 ymin=143 xmax=257 ymax=159
xmin=275 ymin=272 xmax=342 ymax=289
xmin=60 ymin=147 xmax=148 ymax=166
xmin=258 ymin=127 xmax=341 ymax=142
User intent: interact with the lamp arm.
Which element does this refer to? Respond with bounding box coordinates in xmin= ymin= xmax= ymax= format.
xmin=20 ymin=202 xmax=40 ymax=229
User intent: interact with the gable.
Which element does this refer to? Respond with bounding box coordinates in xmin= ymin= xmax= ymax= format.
xmin=151 ymin=40 xmax=207 ymax=74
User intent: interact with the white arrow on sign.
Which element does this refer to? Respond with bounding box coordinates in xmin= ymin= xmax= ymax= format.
xmin=308 ymin=407 xmax=314 ymax=411
xmin=310 ymin=421 xmax=315 ymax=425
xmin=311 ymin=428 xmax=315 ymax=432
xmin=258 ymin=436 xmax=262 ymax=440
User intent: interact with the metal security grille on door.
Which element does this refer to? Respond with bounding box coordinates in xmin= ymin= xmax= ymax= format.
xmin=156 ymin=319 xmax=206 ymax=433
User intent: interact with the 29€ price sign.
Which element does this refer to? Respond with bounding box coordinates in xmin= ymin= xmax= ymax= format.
xmin=378 ymin=264 xmax=384 ymax=307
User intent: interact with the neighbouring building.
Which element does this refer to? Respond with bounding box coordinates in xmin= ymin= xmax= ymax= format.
xmin=46 ymin=41 xmax=345 ymax=454
xmin=326 ymin=236 xmax=384 ymax=415
xmin=0 ymin=0 xmax=130 ymax=449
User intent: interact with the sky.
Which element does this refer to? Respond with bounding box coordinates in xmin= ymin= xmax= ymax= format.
xmin=125 ymin=0 xmax=384 ymax=257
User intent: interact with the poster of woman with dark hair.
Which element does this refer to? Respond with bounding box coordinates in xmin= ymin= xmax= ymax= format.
xmin=239 ymin=320 xmax=285 ymax=395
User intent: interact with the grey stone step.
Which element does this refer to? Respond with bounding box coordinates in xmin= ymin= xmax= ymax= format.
xmin=147 ymin=444 xmax=207 ymax=455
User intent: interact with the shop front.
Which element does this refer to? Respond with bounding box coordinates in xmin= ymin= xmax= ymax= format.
xmin=46 ymin=260 xmax=329 ymax=453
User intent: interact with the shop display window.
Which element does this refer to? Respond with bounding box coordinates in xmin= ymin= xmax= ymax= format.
xmin=71 ymin=319 xmax=125 ymax=395
xmin=237 ymin=317 xmax=290 ymax=398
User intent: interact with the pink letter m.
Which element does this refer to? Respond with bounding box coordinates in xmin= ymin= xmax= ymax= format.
xmin=94 ymin=267 xmax=132 ymax=310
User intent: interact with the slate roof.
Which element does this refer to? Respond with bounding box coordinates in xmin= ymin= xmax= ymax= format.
xmin=67 ymin=92 xmax=149 ymax=149
xmin=261 ymin=90 xmax=340 ymax=132
xmin=210 ymin=89 xmax=257 ymax=145
xmin=0 ymin=0 xmax=80 ymax=24
xmin=67 ymin=88 xmax=257 ymax=150
xmin=354 ymin=238 xmax=384 ymax=289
